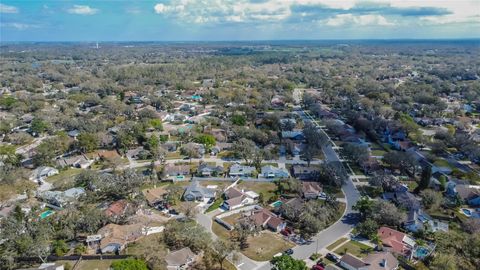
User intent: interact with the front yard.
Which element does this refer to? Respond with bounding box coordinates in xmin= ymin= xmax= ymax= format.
xmin=48 ymin=168 xmax=83 ymax=189
xmin=334 ymin=240 xmax=373 ymax=258
xmin=241 ymin=231 xmax=294 ymax=261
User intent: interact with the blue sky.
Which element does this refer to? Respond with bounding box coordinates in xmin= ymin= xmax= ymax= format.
xmin=1 ymin=0 xmax=479 ymax=41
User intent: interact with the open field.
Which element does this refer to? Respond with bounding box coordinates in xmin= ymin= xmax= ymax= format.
xmin=242 ymin=231 xmax=294 ymax=261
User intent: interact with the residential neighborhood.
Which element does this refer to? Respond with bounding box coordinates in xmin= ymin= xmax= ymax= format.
xmin=1 ymin=34 xmax=479 ymax=270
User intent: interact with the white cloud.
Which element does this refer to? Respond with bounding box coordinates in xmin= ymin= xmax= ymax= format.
xmin=151 ymin=0 xmax=478 ymax=26
xmin=325 ymin=14 xmax=394 ymax=26
xmin=67 ymin=5 xmax=99 ymax=15
xmin=1 ymin=22 xmax=40 ymax=30
xmin=0 ymin=3 xmax=19 ymax=13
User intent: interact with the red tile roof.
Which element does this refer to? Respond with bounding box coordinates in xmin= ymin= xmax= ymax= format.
xmin=105 ymin=200 xmax=128 ymax=217
xmin=378 ymin=227 xmax=409 ymax=255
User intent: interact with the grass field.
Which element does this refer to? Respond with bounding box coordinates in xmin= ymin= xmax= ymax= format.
xmin=54 ymin=259 xmax=115 ymax=270
xmin=212 ymin=220 xmax=233 ymax=240
xmin=237 ymin=181 xmax=277 ymax=202
xmin=242 ymin=231 xmax=294 ymax=261
xmin=0 ymin=179 xmax=36 ymax=201
xmin=334 ymin=240 xmax=373 ymax=258
xmin=326 ymin=237 xmax=348 ymax=251
xmin=48 ymin=168 xmax=83 ymax=189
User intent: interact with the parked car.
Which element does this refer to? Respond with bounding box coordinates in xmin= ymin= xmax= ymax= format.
xmin=312 ymin=265 xmax=324 ymax=270
xmin=325 ymin=253 xmax=339 ymax=262
xmin=316 ymin=261 xmax=325 ymax=267
xmin=284 ymin=249 xmax=294 ymax=255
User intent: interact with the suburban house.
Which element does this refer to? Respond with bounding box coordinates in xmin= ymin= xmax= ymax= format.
xmin=302 ymin=182 xmax=324 ymax=199
xmin=446 ymin=181 xmax=480 ymax=206
xmin=229 ymin=164 xmax=256 ymax=177
xmin=165 ymin=247 xmax=198 ymax=270
xmin=404 ymin=209 xmax=448 ymax=233
xmin=221 ymin=187 xmax=258 ymax=210
xmin=183 ymin=180 xmax=216 ymax=201
xmin=292 ymin=165 xmax=320 ymax=181
xmin=56 ymin=154 xmax=93 ymax=169
xmin=18 ymin=263 xmax=64 ymax=270
xmin=29 ymin=166 xmax=59 ymax=181
xmin=377 ymin=227 xmax=415 ymax=257
xmin=382 ymin=185 xmax=420 ymax=210
xmin=142 ymin=187 xmax=168 ymax=207
xmin=260 ymin=165 xmax=290 ymax=179
xmin=281 ymin=130 xmax=305 ymax=140
xmin=339 ymin=254 xmax=368 ymax=270
xmin=162 ymin=164 xmax=191 ymax=181
xmin=249 ymin=208 xmax=286 ymax=232
xmin=37 ymin=187 xmax=86 ymax=208
xmin=97 ymin=223 xmax=144 ymax=253
xmin=364 ymin=252 xmax=399 ymax=270
xmin=197 ymin=162 xmax=224 ymax=177
xmin=104 ymin=200 xmax=130 ymax=221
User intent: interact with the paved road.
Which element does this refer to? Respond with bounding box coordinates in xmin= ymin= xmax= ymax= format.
xmin=291 ymin=108 xmax=361 ymax=260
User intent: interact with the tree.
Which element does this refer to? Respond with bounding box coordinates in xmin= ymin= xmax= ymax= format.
xmin=316 ymin=162 xmax=347 ymax=187
xmin=32 ymin=142 xmax=55 ymax=166
xmin=370 ymin=201 xmax=406 ymax=226
xmin=368 ymin=173 xmax=400 ymax=192
xmin=232 ymin=138 xmax=256 ymax=164
xmin=430 ymin=253 xmax=457 ymax=270
xmin=52 ymin=240 xmax=69 ymax=256
xmin=231 ymin=114 xmax=246 ymax=126
xmin=163 ymin=220 xmax=212 ymax=253
xmin=271 ymin=255 xmax=307 ymax=270
xmin=148 ymin=119 xmax=163 ymax=130
xmin=211 ymin=239 xmax=236 ymax=270
xmin=353 ymin=197 xmax=374 ymax=220
xmin=418 ymin=165 xmax=432 ymax=191
xmin=420 ymin=189 xmax=443 ymax=210
xmin=110 ymin=259 xmax=148 ymax=270
xmin=354 ymin=219 xmax=379 ymax=239
xmin=194 ymin=134 xmax=216 ymax=151
xmin=76 ymin=133 xmax=99 ymax=153
xmin=300 ymin=146 xmax=317 ymax=167
xmin=30 ymin=118 xmax=48 ymax=134
xmin=342 ymin=143 xmax=368 ymax=164
xmin=181 ymin=142 xmax=201 ymax=163
xmin=299 ymin=213 xmax=322 ymax=239
xmin=383 ymin=151 xmax=418 ymax=176
xmin=145 ymin=135 xmax=160 ymax=151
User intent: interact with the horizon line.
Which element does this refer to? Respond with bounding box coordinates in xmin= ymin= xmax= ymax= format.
xmin=1 ymin=38 xmax=480 ymax=44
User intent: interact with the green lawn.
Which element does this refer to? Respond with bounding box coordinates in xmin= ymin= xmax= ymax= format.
xmin=206 ymin=197 xmax=224 ymax=213
xmin=434 ymin=159 xmax=453 ymax=169
xmin=165 ymin=151 xmax=182 ymax=160
xmin=46 ymin=168 xmax=83 ymax=189
xmin=326 ymin=237 xmax=348 ymax=251
xmin=371 ymin=149 xmax=386 ymax=156
xmin=242 ymin=232 xmax=294 ymax=261
xmin=54 ymin=260 xmax=115 ymax=270
xmin=237 ymin=181 xmax=277 ymax=202
xmin=212 ymin=219 xmax=233 ymax=240
xmin=334 ymin=241 xmax=373 ymax=258
xmin=324 ymin=186 xmax=345 ymax=199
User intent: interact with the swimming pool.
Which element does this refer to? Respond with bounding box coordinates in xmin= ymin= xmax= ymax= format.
xmin=271 ymin=201 xmax=283 ymax=208
xmin=40 ymin=210 xmax=54 ymax=219
xmin=414 ymin=246 xmax=430 ymax=259
xmin=461 ymin=208 xmax=472 ymax=217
